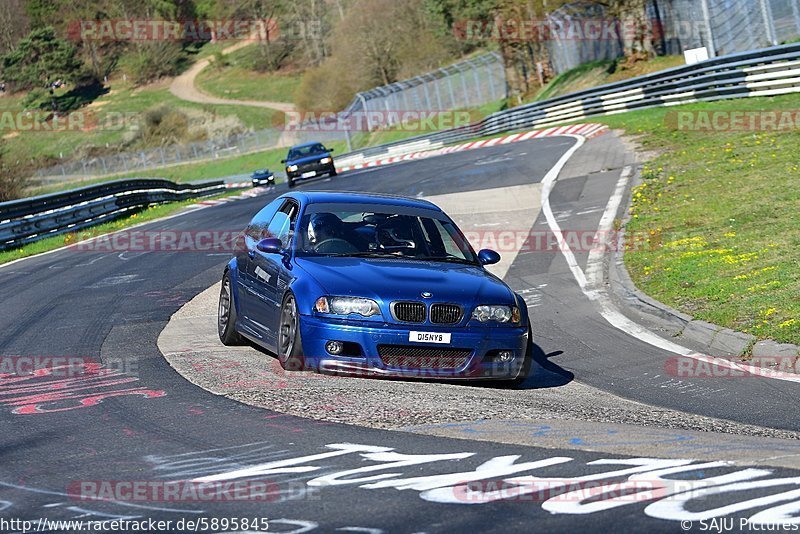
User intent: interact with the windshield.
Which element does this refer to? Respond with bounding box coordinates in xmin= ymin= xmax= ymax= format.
xmin=287 ymin=144 xmax=327 ymax=160
xmin=296 ymin=205 xmax=478 ymax=264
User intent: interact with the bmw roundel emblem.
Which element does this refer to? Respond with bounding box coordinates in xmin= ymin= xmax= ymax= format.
xmin=421 ymin=291 xmax=433 ymax=299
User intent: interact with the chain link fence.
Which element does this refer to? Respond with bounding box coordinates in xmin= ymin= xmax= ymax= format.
xmin=650 ymin=0 xmax=792 ymax=57
xmin=35 ymin=53 xmax=504 ymax=183
xmin=343 ymin=53 xmax=506 ymax=127
xmin=34 ymin=1 xmax=800 ymax=183
xmin=549 ymin=0 xmax=800 ymax=73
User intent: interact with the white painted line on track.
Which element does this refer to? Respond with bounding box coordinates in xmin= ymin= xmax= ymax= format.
xmin=540 ymin=138 xmax=800 ymax=385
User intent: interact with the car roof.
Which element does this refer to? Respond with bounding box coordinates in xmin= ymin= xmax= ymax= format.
xmin=289 ymin=142 xmax=325 ymax=149
xmin=286 ymin=191 xmax=440 ymax=211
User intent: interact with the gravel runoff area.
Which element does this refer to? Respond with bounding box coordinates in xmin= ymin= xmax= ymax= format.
xmin=159 ymin=284 xmax=800 ymax=461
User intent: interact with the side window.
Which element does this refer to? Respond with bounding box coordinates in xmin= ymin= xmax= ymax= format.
xmin=247 ymin=198 xmax=282 ymax=241
xmin=266 ymin=201 xmax=299 ymax=248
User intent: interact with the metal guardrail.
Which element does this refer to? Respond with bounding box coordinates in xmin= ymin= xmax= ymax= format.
xmin=0 ymin=179 xmax=228 ymax=251
xmin=6 ymin=42 xmax=800 ymax=252
xmin=334 ymin=42 xmax=800 ymax=169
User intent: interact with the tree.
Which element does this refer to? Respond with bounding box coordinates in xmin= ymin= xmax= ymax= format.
xmin=1 ymin=27 xmax=84 ymax=91
xmin=589 ymin=0 xmax=656 ymax=58
xmin=0 ymin=0 xmax=29 ymax=55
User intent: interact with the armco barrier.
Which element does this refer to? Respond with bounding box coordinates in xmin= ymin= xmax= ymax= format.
xmin=0 ymin=179 xmax=229 ymax=251
xmin=7 ymin=43 xmax=800 ymax=251
xmin=334 ymin=42 xmax=800 ymax=170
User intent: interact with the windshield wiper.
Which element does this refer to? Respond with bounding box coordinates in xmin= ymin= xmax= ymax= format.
xmin=418 ymin=255 xmax=478 ymax=265
xmin=317 ymin=251 xmax=404 ymax=258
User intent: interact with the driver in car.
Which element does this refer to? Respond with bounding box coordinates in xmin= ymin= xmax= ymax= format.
xmin=308 ymin=213 xmax=359 ymax=254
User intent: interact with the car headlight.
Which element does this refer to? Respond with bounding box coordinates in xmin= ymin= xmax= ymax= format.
xmin=287 ymin=165 xmax=298 ymax=172
xmin=315 ymin=296 xmax=380 ymax=317
xmin=319 ymin=157 xmax=331 ymax=164
xmin=472 ymin=305 xmax=520 ymax=324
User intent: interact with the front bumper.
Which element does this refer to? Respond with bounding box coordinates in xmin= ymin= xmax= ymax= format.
xmin=252 ymin=177 xmax=274 ymax=186
xmin=287 ymin=161 xmax=335 ymax=180
xmin=298 ymin=315 xmax=528 ymax=380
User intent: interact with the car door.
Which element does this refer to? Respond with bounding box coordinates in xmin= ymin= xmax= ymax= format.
xmin=236 ymin=199 xmax=282 ymax=332
xmin=249 ymin=199 xmax=299 ymax=341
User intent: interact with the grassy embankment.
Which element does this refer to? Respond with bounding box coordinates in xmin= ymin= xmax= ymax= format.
xmin=595 ymin=93 xmax=800 ymax=347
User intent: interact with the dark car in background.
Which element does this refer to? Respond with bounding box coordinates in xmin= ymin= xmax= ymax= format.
xmin=251 ymin=169 xmax=275 ymax=187
xmin=282 ymin=142 xmax=337 ymax=188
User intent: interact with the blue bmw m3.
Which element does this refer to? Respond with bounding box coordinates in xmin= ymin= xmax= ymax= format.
xmin=218 ymin=191 xmax=532 ymax=385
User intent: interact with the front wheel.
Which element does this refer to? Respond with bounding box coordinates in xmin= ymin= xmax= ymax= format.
xmin=287 ymin=177 xmax=295 ymax=188
xmin=278 ymin=294 xmax=305 ymax=371
xmin=329 ymin=168 xmax=337 ymax=177
xmin=218 ymin=272 xmax=244 ymax=346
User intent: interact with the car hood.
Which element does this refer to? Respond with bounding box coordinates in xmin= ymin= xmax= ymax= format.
xmin=287 ymin=153 xmax=330 ymax=166
xmin=295 ymin=256 xmax=514 ymax=308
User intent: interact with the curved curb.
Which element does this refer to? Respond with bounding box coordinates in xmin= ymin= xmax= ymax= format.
xmin=155 ymin=136 xmax=800 ymax=466
xmin=336 ymin=123 xmax=608 ymax=173
xmin=608 ymin=166 xmax=800 ymax=364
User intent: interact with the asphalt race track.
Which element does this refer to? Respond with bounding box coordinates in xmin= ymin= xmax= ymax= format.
xmin=1 ymin=134 xmax=799 ymax=533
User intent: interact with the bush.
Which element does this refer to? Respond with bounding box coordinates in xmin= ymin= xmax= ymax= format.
xmin=136 ymin=105 xmax=191 ymax=146
xmin=120 ymin=42 xmax=185 ymax=85
xmin=125 ymin=105 xmax=247 ymax=148
xmin=0 ymin=150 xmax=27 ymax=201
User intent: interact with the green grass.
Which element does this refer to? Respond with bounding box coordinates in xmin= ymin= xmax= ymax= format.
xmin=2 ymin=79 xmax=277 ymax=168
xmin=115 ymin=140 xmax=348 ymax=183
xmin=350 ymin=98 xmax=507 ymax=150
xmin=590 ymin=93 xmax=800 ymax=346
xmin=197 ymin=65 xmax=301 ymax=103
xmin=0 ymin=190 xmax=241 ymax=265
xmin=531 ymin=56 xmax=686 ymax=102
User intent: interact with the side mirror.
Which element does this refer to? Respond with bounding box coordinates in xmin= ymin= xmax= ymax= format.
xmin=478 ymin=249 xmax=501 ymax=266
xmin=328 ymin=147 xmax=335 ymax=152
xmin=256 ymin=237 xmax=283 ymax=254
xmin=280 ymin=159 xmax=286 ymax=164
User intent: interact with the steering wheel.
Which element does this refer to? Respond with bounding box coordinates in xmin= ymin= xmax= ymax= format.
xmin=315 ymin=238 xmax=359 ymax=254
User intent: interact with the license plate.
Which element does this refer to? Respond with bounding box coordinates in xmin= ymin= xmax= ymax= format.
xmin=409 ymin=331 xmax=451 ymax=344
xmin=301 ymin=171 xmax=316 ymax=178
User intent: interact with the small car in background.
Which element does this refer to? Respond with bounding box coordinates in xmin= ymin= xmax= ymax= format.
xmin=251 ymin=169 xmax=275 ymax=187
xmin=282 ymin=142 xmax=336 ymax=188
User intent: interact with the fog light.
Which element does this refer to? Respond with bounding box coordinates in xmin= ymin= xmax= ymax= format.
xmin=496 ymin=350 xmax=514 ymax=363
xmin=326 ymin=341 xmax=344 ymax=355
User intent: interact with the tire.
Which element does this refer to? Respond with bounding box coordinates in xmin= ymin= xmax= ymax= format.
xmin=329 ymin=168 xmax=337 ymax=177
xmin=218 ymin=272 xmax=245 ymax=346
xmin=278 ymin=293 xmax=305 ymax=371
xmin=287 ymin=177 xmax=295 ymax=188
xmin=503 ymin=325 xmax=533 ymax=388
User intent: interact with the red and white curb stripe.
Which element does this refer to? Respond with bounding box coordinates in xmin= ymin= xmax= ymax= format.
xmin=225 ymin=182 xmax=251 ymax=189
xmin=195 ymin=186 xmax=271 ymax=207
xmin=336 ymin=123 xmax=608 ymax=173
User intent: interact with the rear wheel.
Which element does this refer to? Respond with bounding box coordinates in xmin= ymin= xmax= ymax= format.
xmin=278 ymin=293 xmax=305 ymax=371
xmin=218 ymin=272 xmax=244 ymax=346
